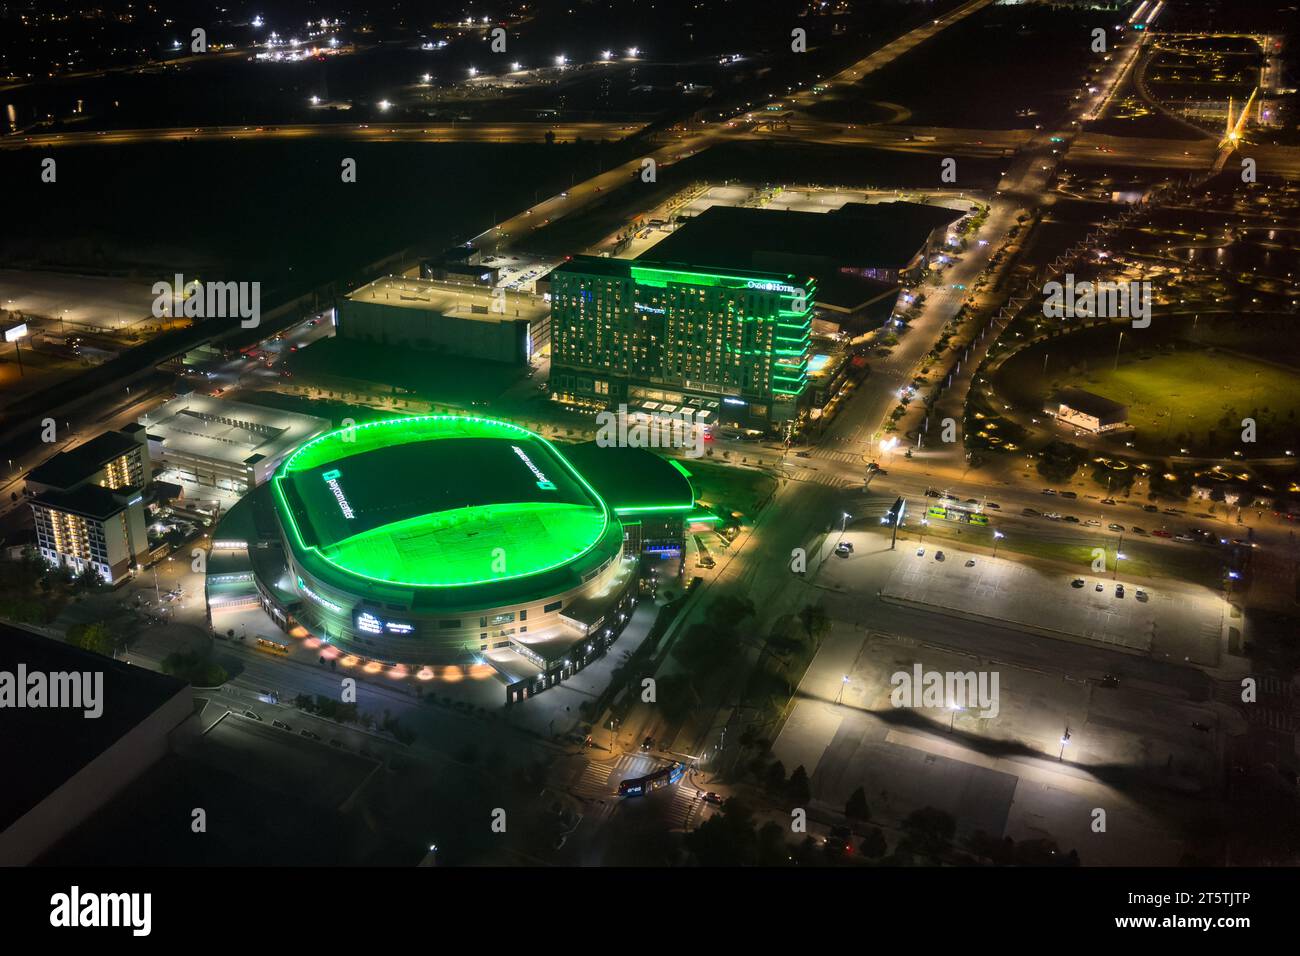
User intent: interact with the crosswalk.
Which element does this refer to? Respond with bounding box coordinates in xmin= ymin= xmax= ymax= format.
xmin=816 ymin=449 xmax=868 ymax=465
xmin=1215 ymin=677 xmax=1299 ymax=733
xmin=568 ymin=754 xmax=708 ymax=830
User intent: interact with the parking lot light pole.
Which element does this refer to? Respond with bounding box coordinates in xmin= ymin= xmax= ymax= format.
xmin=992 ymin=530 xmax=1004 ymax=559
xmin=1114 ymin=550 xmax=1126 ymax=581
xmin=949 ymin=703 xmax=963 ymax=732
xmin=836 ymin=675 xmax=850 ymax=705
xmin=1059 ymin=728 xmax=1071 ymax=761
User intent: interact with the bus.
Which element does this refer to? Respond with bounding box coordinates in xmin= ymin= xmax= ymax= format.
xmin=255 ymin=635 xmax=291 ymax=655
xmin=926 ymin=504 xmax=990 ymax=527
xmin=618 ymin=761 xmax=686 ymax=797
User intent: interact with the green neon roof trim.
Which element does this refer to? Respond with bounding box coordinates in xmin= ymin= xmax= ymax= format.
xmin=271 ymin=414 xmax=616 ymax=589
xmin=613 ymin=503 xmax=695 ymax=515
xmin=670 ymin=460 xmax=693 ymax=479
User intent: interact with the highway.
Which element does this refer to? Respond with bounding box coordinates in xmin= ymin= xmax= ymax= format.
xmin=0 ymin=121 xmax=644 ymax=150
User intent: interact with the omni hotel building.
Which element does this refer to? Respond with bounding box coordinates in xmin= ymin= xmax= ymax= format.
xmin=547 ymin=257 xmax=815 ymax=431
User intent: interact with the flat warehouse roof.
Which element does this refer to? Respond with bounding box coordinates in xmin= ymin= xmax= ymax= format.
xmin=644 ymin=202 xmax=966 ymax=272
xmin=345 ymin=277 xmax=547 ymax=324
xmin=141 ymin=394 xmax=330 ymax=470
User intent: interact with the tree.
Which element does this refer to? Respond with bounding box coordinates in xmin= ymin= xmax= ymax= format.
xmin=845 ymin=786 xmax=871 ymax=822
xmin=798 ymin=603 xmax=831 ymax=641
xmin=66 ymin=621 xmax=118 ymax=657
xmin=684 ymin=799 xmax=759 ymax=866
xmin=859 ymin=827 xmax=887 ymax=859
xmin=765 ymin=759 xmax=787 ymax=792
xmin=787 ymin=764 xmax=812 ymax=805
xmin=900 ymin=806 xmax=956 ymax=860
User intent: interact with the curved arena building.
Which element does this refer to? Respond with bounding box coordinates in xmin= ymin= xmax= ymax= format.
xmin=269 ymin=415 xmax=632 ymax=665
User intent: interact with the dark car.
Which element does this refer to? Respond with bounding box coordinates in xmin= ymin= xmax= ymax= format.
xmin=935 ymin=551 xmax=945 ymax=561
xmin=1190 ymin=722 xmax=1211 ymax=733
xmin=641 ymin=736 xmax=654 ymax=751
xmin=701 ymin=791 xmax=725 ymax=806
xmin=1143 ymin=505 xmax=1159 ymax=513
xmin=827 ymin=824 xmax=854 ymax=853
xmin=985 ymin=502 xmax=1000 ymax=510
xmin=1061 ymin=491 xmax=1077 ymax=499
xmin=1099 ymin=674 xmax=1120 ymax=688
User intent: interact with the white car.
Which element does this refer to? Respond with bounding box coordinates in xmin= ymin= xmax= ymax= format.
xmin=916 ymin=548 xmax=925 ymax=557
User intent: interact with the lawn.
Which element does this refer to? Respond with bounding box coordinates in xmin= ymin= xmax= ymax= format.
xmin=1063 ymin=350 xmax=1300 ymax=451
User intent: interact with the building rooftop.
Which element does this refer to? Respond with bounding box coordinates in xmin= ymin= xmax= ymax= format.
xmin=345 ymin=276 xmax=547 ymax=324
xmin=552 ymin=254 xmax=807 ymax=289
xmin=274 ymin=416 xmax=616 ymax=591
xmin=1054 ymin=388 xmax=1128 ymax=421
xmin=642 ymin=202 xmax=966 ymax=274
xmin=141 ymin=393 xmax=330 ymax=471
xmin=560 ymin=443 xmax=695 ymax=516
xmin=0 ymin=623 xmax=190 ymax=837
xmin=25 ymin=430 xmax=141 ymax=491
xmin=31 ymin=483 xmax=138 ymax=520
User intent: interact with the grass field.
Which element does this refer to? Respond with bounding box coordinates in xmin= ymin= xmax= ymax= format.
xmin=1062 ymin=351 xmax=1300 ymax=449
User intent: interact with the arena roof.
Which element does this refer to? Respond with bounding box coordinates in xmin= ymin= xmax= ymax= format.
xmin=560 ymin=443 xmax=695 ymax=516
xmin=273 ymin=416 xmax=614 ymax=589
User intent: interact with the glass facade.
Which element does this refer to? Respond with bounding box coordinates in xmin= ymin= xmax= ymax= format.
xmin=549 ymin=258 xmax=814 ymax=425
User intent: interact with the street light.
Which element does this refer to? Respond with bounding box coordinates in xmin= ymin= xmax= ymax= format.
xmin=919 ymin=517 xmax=929 ymax=544
xmin=992 ymin=530 xmax=1004 ymax=558
xmin=1059 ymin=728 xmax=1071 ymax=760
xmin=836 ymin=674 xmax=850 ymax=704
xmin=948 ymin=702 xmax=963 ymax=732
xmin=1114 ymin=551 xmax=1126 ymax=580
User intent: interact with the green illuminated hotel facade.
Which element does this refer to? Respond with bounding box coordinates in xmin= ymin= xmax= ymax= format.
xmin=548 ymin=257 xmax=815 ymax=429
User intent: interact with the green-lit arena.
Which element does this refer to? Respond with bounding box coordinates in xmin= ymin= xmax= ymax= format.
xmin=269 ymin=415 xmax=643 ymax=667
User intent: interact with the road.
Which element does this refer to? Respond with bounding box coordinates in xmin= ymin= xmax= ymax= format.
xmin=0 ymin=121 xmax=644 ymax=150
